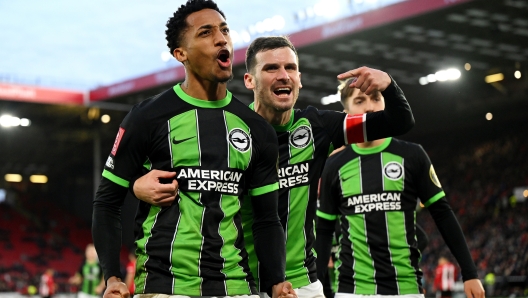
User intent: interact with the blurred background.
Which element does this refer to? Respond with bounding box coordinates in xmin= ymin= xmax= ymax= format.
xmin=0 ymin=0 xmax=527 ymax=297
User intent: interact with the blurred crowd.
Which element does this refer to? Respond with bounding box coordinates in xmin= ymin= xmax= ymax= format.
xmin=418 ymin=134 xmax=528 ymax=296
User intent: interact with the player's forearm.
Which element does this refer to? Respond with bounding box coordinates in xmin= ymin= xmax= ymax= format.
xmin=251 ymin=191 xmax=286 ymax=295
xmin=314 ymin=217 xmax=335 ymax=283
xmin=92 ymin=177 xmax=127 ymax=282
xmin=428 ymin=199 xmax=478 ymax=281
xmin=382 ymin=75 xmax=414 ymax=134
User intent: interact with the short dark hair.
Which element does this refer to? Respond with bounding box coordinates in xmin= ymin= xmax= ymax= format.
xmin=245 ymin=36 xmax=298 ymax=73
xmin=339 ymin=78 xmax=358 ymax=109
xmin=165 ymin=0 xmax=226 ymax=56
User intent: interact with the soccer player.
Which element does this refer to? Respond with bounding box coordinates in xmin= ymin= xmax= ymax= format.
xmin=92 ymin=1 xmax=294 ymax=298
xmin=68 ymin=244 xmax=105 ymax=298
xmin=315 ymin=80 xmax=485 ymax=298
xmin=132 ymin=36 xmax=415 ymax=298
xmin=434 ymin=257 xmax=457 ymax=298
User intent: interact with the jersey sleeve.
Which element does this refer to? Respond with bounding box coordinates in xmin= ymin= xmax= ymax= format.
xmin=247 ymin=124 xmax=279 ymax=196
xmin=316 ymin=109 xmax=347 ymax=150
xmin=317 ymin=157 xmax=341 ymax=220
xmin=413 ymin=145 xmax=445 ymax=207
xmin=101 ymin=105 xmax=150 ymax=188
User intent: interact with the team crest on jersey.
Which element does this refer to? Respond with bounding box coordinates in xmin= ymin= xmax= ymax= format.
xmin=228 ymin=128 xmax=251 ymax=152
xmin=289 ymin=125 xmax=312 ymax=149
xmin=383 ymin=161 xmax=403 ymax=180
xmin=429 ymin=164 xmax=442 ymax=188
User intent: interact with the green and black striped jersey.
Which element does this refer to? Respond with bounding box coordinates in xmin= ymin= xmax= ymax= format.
xmin=317 ymin=138 xmax=445 ymax=295
xmin=242 ymin=106 xmax=351 ymax=290
xmin=78 ymin=262 xmax=102 ymax=295
xmin=101 ymin=84 xmax=279 ymax=296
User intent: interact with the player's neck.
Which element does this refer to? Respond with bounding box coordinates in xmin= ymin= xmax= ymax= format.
xmin=180 ymin=77 xmax=227 ymax=101
xmin=253 ymin=101 xmax=292 ymax=126
xmin=356 ymin=138 xmax=385 ymax=148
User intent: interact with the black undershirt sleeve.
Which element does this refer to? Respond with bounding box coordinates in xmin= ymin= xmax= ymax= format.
xmin=365 ymin=76 xmax=415 ymax=140
xmin=314 ymin=217 xmax=336 ymax=291
xmin=92 ymin=177 xmax=128 ymax=283
xmin=416 ymin=224 xmax=429 ymax=252
xmin=427 ymin=198 xmax=478 ymax=281
xmin=251 ymin=190 xmax=286 ymax=296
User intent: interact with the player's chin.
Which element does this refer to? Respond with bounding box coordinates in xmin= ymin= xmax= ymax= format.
xmin=215 ymin=71 xmax=234 ymax=83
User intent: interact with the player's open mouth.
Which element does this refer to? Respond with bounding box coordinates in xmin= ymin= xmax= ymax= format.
xmin=217 ymin=49 xmax=231 ymax=68
xmin=273 ymin=87 xmax=292 ymax=98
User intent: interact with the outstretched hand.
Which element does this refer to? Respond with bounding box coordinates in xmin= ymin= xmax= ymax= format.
xmin=133 ymin=169 xmax=178 ymax=207
xmin=337 ymin=66 xmax=391 ymax=96
xmin=464 ymin=279 xmax=485 ymax=298
xmin=272 ymin=281 xmax=297 ymax=298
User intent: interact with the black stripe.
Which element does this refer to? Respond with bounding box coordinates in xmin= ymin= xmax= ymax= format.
xmin=336 ymin=215 xmax=355 ymax=293
xmin=197 ymin=109 xmax=229 ymax=296
xmin=143 ymin=206 xmax=182 ymax=293
xmin=406 ymin=211 xmax=424 ymax=293
xmin=277 ymin=130 xmax=291 ymax=230
xmin=360 ymin=155 xmax=398 ymax=294
xmin=365 ymin=212 xmax=398 ymax=294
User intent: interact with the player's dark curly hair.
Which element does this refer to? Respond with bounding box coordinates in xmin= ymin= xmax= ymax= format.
xmin=245 ymin=36 xmax=298 ymax=73
xmin=165 ymin=0 xmax=226 ymax=56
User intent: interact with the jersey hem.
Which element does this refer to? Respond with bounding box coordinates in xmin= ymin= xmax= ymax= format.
xmin=249 ymin=182 xmax=279 ymax=196
xmin=174 ymin=84 xmax=232 ymax=108
xmin=102 ymin=170 xmax=129 ymax=188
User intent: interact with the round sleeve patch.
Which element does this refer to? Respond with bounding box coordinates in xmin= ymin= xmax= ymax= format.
xmin=429 ymin=164 xmax=442 ymax=188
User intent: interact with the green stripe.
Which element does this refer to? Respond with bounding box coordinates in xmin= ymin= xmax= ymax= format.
xmin=348 ymin=214 xmax=376 ymax=294
xmin=102 ymin=170 xmax=129 ymax=188
xmin=249 ymin=182 xmax=278 ymax=196
xmin=219 ymin=194 xmax=251 ymax=295
xmin=172 ymin=192 xmax=204 ymax=295
xmin=386 ymin=212 xmax=419 ymax=294
xmin=169 ymin=110 xmax=200 ymax=168
xmin=289 ymin=118 xmax=314 ymax=164
xmin=316 ymin=210 xmax=337 ymax=221
xmin=134 ymin=205 xmax=162 ymax=293
xmin=423 ymin=191 xmax=446 ymax=207
xmin=382 ymin=152 xmax=404 ymax=192
xmin=285 ymin=186 xmax=310 ymax=288
xmin=174 ymin=84 xmax=231 ymax=108
xmin=339 ymin=158 xmax=362 ymax=198
xmin=143 ymin=158 xmax=152 ymax=170
xmin=224 ymin=111 xmax=252 ymax=171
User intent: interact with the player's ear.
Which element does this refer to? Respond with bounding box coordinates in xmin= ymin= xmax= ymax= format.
xmin=244 ymin=73 xmax=255 ymax=90
xmin=174 ymin=47 xmax=187 ymax=64
xmin=299 ymin=72 xmax=302 ymax=89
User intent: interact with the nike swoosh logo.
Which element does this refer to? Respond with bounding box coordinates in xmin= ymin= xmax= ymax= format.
xmin=172 ymin=136 xmax=195 ymax=145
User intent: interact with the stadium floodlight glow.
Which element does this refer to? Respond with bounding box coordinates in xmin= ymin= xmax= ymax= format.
xmin=20 ymin=118 xmax=31 ymax=126
xmin=101 ymin=114 xmax=111 ymax=124
xmin=30 ymin=175 xmax=48 ymax=184
xmin=515 ymin=70 xmax=521 ymax=79
xmin=435 ymin=70 xmax=449 ymax=81
xmin=426 ymin=74 xmax=437 ymax=83
xmin=485 ymin=73 xmax=504 ymax=83
xmin=314 ymin=0 xmax=341 ymax=18
xmin=445 ymin=68 xmax=461 ymax=80
xmin=0 ymin=115 xmax=31 ymax=127
xmin=5 ymin=174 xmax=22 ymax=183
xmin=464 ymin=63 xmax=471 ymax=71
xmin=321 ymin=93 xmax=340 ymax=105
xmin=485 ymin=112 xmax=493 ymax=120
xmin=419 ymin=77 xmax=428 ymax=85
xmin=524 ymin=189 xmax=528 ymax=198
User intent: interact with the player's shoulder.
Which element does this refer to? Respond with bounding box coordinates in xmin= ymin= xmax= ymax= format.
xmin=325 ymin=145 xmax=353 ymax=168
xmin=390 ymin=138 xmax=424 ymax=151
